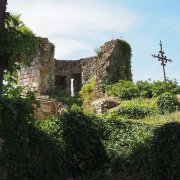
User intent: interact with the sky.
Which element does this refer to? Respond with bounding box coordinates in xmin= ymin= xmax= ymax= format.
xmin=7 ymin=0 xmax=180 ymax=83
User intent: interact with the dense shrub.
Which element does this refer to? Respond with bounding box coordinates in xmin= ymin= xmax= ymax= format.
xmin=50 ymin=88 xmax=82 ymax=107
xmin=27 ymin=125 xmax=67 ymax=179
xmin=106 ymin=121 xmax=180 ymax=180
xmin=105 ymin=80 xmax=180 ymax=100
xmin=151 ymin=122 xmax=180 ymax=180
xmin=157 ymin=93 xmax=180 ymax=114
xmin=57 ymin=110 xmax=108 ymax=178
xmin=1 ymin=96 xmax=179 ymax=179
xmin=105 ymin=80 xmax=139 ymax=100
xmin=118 ymin=105 xmax=151 ymax=119
xmin=104 ymin=120 xmax=154 ymax=179
xmin=136 ymin=81 xmax=153 ymax=98
xmin=113 ymin=98 xmax=157 ymax=119
xmin=0 ymin=95 xmax=36 ymax=179
xmin=105 ymin=120 xmax=154 ymax=155
xmin=80 ymin=76 xmax=97 ymax=111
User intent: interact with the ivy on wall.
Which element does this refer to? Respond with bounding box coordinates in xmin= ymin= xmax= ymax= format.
xmin=106 ymin=39 xmax=132 ymax=84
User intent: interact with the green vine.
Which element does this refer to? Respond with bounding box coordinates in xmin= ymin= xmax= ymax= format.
xmin=106 ymin=39 xmax=132 ymax=84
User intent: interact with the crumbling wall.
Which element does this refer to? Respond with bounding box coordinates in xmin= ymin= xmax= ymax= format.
xmin=55 ymin=60 xmax=82 ymax=92
xmin=79 ymin=39 xmax=132 ymax=93
xmin=17 ymin=38 xmax=55 ymax=95
xmin=17 ymin=39 xmax=132 ymax=96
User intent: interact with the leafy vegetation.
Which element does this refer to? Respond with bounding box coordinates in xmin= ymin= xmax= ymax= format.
xmin=0 ymin=13 xmax=38 ymax=94
xmin=1 ymin=97 xmax=180 ymax=179
xmin=0 ymin=94 xmax=37 ymax=179
xmin=50 ymin=88 xmax=82 ymax=107
xmin=105 ymin=79 xmax=180 ymax=100
xmin=105 ymin=39 xmax=132 ymax=84
xmin=0 ymin=14 xmax=179 ymax=179
xmin=80 ymin=76 xmax=97 ymax=112
xmin=57 ymin=110 xmax=108 ymax=178
xmin=157 ymin=93 xmax=180 ymax=114
xmin=118 ymin=105 xmax=151 ymax=119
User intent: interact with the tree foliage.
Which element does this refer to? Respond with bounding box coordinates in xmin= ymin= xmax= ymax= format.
xmin=0 ymin=12 xmax=38 ymax=94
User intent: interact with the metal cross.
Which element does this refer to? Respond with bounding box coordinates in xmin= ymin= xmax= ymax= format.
xmin=152 ymin=40 xmax=172 ymax=91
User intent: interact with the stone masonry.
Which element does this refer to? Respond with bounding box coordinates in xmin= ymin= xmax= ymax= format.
xmin=17 ymin=38 xmax=132 ymax=96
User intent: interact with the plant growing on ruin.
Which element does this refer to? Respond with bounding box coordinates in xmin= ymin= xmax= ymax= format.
xmin=95 ymin=47 xmax=103 ymax=58
xmin=106 ymin=39 xmax=132 ymax=84
xmin=80 ymin=76 xmax=96 ymax=112
xmin=0 ymin=12 xmax=38 ymax=95
xmin=157 ymin=93 xmax=180 ymax=114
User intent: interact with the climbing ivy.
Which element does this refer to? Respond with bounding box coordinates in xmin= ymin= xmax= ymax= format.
xmin=0 ymin=13 xmax=38 ymax=94
xmin=105 ymin=39 xmax=132 ymax=84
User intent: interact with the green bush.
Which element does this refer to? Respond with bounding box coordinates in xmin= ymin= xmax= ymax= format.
xmin=136 ymin=81 xmax=153 ymax=98
xmin=118 ymin=106 xmax=151 ymax=119
xmin=113 ymin=98 xmax=157 ymax=119
xmin=27 ymin=125 xmax=67 ymax=179
xmin=80 ymin=76 xmax=96 ymax=111
xmin=105 ymin=80 xmax=180 ymax=100
xmin=151 ymin=122 xmax=180 ymax=180
xmin=105 ymin=80 xmax=139 ymax=100
xmin=105 ymin=121 xmax=180 ymax=180
xmin=57 ymin=110 xmax=108 ymax=178
xmin=104 ymin=119 xmax=154 ymax=179
xmin=157 ymin=93 xmax=180 ymax=114
xmin=50 ymin=88 xmax=82 ymax=107
xmin=0 ymin=95 xmax=36 ymax=179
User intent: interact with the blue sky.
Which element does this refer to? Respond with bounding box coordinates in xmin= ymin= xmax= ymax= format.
xmin=7 ymin=0 xmax=180 ymax=83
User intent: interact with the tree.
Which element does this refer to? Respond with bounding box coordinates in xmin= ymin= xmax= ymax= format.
xmin=0 ymin=0 xmax=7 ymax=95
xmin=0 ymin=1 xmax=37 ymax=96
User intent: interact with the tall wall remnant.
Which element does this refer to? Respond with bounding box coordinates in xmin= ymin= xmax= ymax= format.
xmin=17 ymin=38 xmax=132 ymax=95
xmin=17 ymin=38 xmax=55 ymax=95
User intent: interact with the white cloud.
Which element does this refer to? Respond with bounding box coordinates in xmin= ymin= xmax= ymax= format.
xmin=7 ymin=0 xmax=139 ymax=58
xmin=52 ymin=39 xmax=92 ymax=59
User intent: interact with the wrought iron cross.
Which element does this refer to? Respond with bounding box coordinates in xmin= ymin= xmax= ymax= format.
xmin=152 ymin=40 xmax=172 ymax=91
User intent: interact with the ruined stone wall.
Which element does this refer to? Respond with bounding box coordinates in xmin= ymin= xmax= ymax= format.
xmin=55 ymin=60 xmax=81 ymax=91
xmin=17 ymin=38 xmax=132 ymax=96
xmin=79 ymin=39 xmax=132 ymax=93
xmin=17 ymin=38 xmax=55 ymax=95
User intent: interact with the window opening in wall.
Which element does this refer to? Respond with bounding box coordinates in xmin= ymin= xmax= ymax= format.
xmin=71 ymin=73 xmax=82 ymax=93
xmin=71 ymin=78 xmax=74 ymax=97
xmin=55 ymin=75 xmax=66 ymax=89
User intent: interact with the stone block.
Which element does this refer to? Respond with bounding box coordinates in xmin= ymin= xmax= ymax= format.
xmin=32 ymin=69 xmax=40 ymax=76
xmin=32 ymin=82 xmax=38 ymax=87
xmin=24 ymin=82 xmax=29 ymax=86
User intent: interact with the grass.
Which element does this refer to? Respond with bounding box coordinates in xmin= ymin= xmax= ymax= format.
xmin=134 ymin=110 xmax=180 ymax=125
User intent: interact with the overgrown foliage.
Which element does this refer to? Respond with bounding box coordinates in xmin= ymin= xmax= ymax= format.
xmin=157 ymin=93 xmax=180 ymax=115
xmin=80 ymin=76 xmax=97 ymax=111
xmin=1 ymin=103 xmax=179 ymax=179
xmin=50 ymin=88 xmax=82 ymax=107
xmin=150 ymin=122 xmax=180 ymax=180
xmin=118 ymin=105 xmax=151 ymax=119
xmin=94 ymin=47 xmax=103 ymax=58
xmin=103 ymin=98 xmax=157 ymax=121
xmin=57 ymin=110 xmax=108 ymax=178
xmin=0 ymin=13 xmax=37 ymax=94
xmin=0 ymin=94 xmax=36 ymax=179
xmin=106 ymin=39 xmax=132 ymax=84
xmin=105 ymin=79 xmax=180 ymax=100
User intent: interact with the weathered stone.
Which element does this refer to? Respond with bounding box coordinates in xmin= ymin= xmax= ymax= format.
xmin=32 ymin=82 xmax=38 ymax=87
xmin=90 ymin=96 xmax=120 ymax=114
xmin=17 ymin=38 xmax=132 ymax=96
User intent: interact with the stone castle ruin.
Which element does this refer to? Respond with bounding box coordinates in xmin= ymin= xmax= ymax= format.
xmin=17 ymin=38 xmax=132 ymax=96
